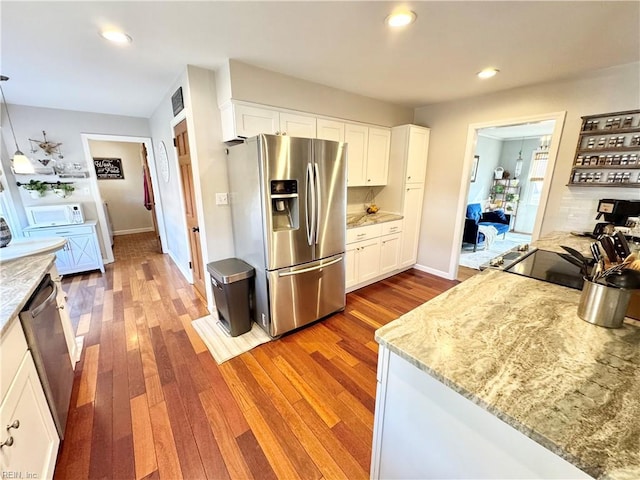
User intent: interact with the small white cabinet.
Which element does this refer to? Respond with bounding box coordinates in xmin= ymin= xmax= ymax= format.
xmin=1 ymin=320 xmax=59 ymax=480
xmin=366 ymin=127 xmax=391 ymax=186
xmin=316 ymin=118 xmax=345 ymax=142
xmin=399 ymin=184 xmax=425 ymax=268
xmin=223 ymin=103 xmax=316 ymax=140
xmin=24 ymin=221 xmax=104 ymax=275
xmin=344 ymin=124 xmax=391 ymax=187
xmin=346 ymin=220 xmax=403 ymax=290
xmin=344 ymin=123 xmax=368 ymax=186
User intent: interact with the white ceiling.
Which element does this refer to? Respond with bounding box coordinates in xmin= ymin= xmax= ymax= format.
xmin=2 ymin=1 xmax=639 ymax=118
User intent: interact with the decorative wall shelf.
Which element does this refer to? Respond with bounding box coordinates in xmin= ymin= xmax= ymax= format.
xmin=569 ymin=109 xmax=640 ymax=187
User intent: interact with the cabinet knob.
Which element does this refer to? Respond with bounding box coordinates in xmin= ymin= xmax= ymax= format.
xmin=367 ymin=179 xmax=371 ymax=182
xmin=7 ymin=420 xmax=19 ymax=430
xmin=192 ymin=226 xmax=200 ymax=233
xmin=408 ymin=176 xmax=411 ymax=180
xmin=0 ymin=436 xmax=14 ymax=448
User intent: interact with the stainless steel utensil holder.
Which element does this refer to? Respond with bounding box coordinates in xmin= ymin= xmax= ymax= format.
xmin=577 ymin=278 xmax=631 ymax=328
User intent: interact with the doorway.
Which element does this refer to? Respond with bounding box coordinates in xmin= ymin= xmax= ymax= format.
xmin=81 ymin=134 xmax=167 ymax=265
xmin=452 ymin=112 xmax=566 ymax=276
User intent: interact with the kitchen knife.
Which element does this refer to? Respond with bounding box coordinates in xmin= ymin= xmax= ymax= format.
xmin=560 ymin=245 xmax=590 ymax=267
xmin=613 ymin=231 xmax=632 ymax=259
xmin=590 ymin=242 xmax=602 ymax=262
xmin=599 ymin=235 xmax=619 ymax=263
xmin=557 ymin=252 xmax=588 ymax=276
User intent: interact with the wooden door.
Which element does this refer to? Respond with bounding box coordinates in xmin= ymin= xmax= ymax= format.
xmin=140 ymin=143 xmax=161 ymax=252
xmin=174 ymin=119 xmax=206 ymax=299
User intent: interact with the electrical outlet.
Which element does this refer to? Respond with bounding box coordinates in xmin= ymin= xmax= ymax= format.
xmin=216 ymin=193 xmax=229 ymax=205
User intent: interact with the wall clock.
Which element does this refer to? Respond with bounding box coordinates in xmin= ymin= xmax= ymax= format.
xmin=158 ymin=141 xmax=169 ymax=183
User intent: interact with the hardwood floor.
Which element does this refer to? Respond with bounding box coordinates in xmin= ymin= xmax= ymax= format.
xmin=54 ymin=234 xmax=459 ymax=479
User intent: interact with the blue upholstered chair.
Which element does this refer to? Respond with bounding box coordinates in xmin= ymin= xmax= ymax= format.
xmin=462 ymin=203 xmax=511 ymax=251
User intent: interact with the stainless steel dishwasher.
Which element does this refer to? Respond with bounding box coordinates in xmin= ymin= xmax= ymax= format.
xmin=19 ymin=274 xmax=74 ymax=438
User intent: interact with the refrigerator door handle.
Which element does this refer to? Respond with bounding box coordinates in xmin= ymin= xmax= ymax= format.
xmin=278 ymin=256 xmax=343 ymax=277
xmin=306 ymin=162 xmax=316 ymax=246
xmin=314 ymin=162 xmax=321 ymax=245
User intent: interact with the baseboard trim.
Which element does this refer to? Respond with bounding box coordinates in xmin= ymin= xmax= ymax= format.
xmin=413 ymin=263 xmax=456 ymax=280
xmin=114 ymin=227 xmax=155 ymax=236
xmin=167 ymin=250 xmax=193 ymax=284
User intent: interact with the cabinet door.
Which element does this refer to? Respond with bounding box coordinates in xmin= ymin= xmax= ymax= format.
xmin=317 ymin=119 xmax=345 ymax=143
xmin=279 ymin=112 xmax=317 ymax=138
xmin=380 ymin=233 xmax=401 ymax=274
xmin=234 ymin=104 xmax=279 ymax=138
xmin=53 ymin=244 xmax=73 ymax=274
xmin=0 ymin=352 xmax=59 ymax=479
xmin=399 ymin=185 xmax=425 ymax=268
xmin=366 ymin=127 xmax=391 ymax=186
xmin=345 ymin=243 xmax=358 ymax=289
xmin=356 ymin=238 xmax=381 ymax=283
xmin=345 ymin=123 xmax=368 ymax=186
xmin=66 ymin=234 xmax=101 ymax=272
xmin=406 ymin=126 xmax=430 ymax=184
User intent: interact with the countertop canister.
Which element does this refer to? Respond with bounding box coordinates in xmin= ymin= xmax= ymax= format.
xmin=577 ymin=278 xmax=632 ymax=328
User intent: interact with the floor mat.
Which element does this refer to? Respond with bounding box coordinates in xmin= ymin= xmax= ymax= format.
xmin=192 ymin=314 xmax=272 ymax=364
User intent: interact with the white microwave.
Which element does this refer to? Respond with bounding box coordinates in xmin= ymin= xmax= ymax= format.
xmin=25 ymin=204 xmax=84 ymax=227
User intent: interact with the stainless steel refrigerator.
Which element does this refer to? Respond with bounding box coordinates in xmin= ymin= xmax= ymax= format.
xmin=226 ymin=134 xmax=346 ymax=337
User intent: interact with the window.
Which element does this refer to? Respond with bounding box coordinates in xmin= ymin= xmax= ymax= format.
xmin=527 ymin=150 xmax=549 ymax=205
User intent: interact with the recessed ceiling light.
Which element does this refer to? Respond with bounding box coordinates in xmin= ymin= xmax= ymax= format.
xmin=100 ymin=29 xmax=132 ymax=45
xmin=477 ymin=68 xmax=499 ymax=79
xmin=385 ymin=11 xmax=417 ymax=28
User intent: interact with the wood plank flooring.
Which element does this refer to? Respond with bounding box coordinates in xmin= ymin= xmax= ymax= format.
xmin=54 ymin=233 xmax=459 ymax=479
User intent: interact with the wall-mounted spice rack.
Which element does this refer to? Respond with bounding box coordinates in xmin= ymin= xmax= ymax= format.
xmin=568 ymin=109 xmax=640 ymax=188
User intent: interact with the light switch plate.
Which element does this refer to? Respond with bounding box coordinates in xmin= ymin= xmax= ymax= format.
xmin=216 ymin=193 xmax=229 ymax=205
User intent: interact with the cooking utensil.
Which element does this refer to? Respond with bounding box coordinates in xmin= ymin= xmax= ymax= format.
xmin=561 ymin=245 xmax=589 ymax=265
xmin=598 ymin=235 xmax=619 ymax=263
xmin=613 ymin=231 xmax=632 ymax=259
xmin=557 ymin=252 xmax=588 ymax=276
xmin=590 ymin=242 xmax=602 ymax=262
xmin=605 ymin=270 xmax=640 ymax=289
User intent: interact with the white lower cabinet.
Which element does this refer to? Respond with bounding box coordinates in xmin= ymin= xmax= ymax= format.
xmin=379 ymin=233 xmax=401 ymax=274
xmin=23 ymin=221 xmax=104 ymax=275
xmin=1 ymin=325 xmax=59 ymax=480
xmin=346 ymin=220 xmax=403 ymax=291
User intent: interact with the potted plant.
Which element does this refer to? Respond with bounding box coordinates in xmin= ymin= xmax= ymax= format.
xmin=53 ymin=182 xmax=74 ymax=198
xmin=22 ymin=180 xmax=49 ymax=198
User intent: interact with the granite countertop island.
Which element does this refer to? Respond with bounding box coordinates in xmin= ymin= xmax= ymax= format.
xmin=346 ymin=211 xmax=403 ymax=228
xmin=0 ymin=254 xmax=55 ymax=334
xmin=375 ymin=268 xmax=640 ymax=480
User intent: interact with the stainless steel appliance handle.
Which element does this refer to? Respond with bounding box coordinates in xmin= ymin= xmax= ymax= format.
xmin=314 ymin=162 xmax=321 ymax=245
xmin=278 ymin=256 xmax=342 ymax=277
xmin=30 ymin=279 xmax=58 ymax=318
xmin=306 ymin=162 xmax=316 ymax=246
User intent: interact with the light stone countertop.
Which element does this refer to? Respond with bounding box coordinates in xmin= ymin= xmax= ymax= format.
xmin=376 ymin=268 xmax=640 ymax=480
xmin=346 ymin=211 xmax=403 ymax=229
xmin=534 ymin=231 xmax=594 ymax=256
xmin=0 ymin=254 xmax=55 ymax=335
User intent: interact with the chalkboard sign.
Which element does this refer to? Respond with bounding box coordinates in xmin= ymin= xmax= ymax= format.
xmin=93 ymin=157 xmax=125 ymax=179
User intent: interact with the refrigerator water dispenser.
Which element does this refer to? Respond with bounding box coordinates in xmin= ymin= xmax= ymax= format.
xmin=270 ymin=180 xmax=299 ymax=231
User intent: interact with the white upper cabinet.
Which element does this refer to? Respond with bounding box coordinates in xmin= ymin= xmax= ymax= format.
xmin=366 ymin=127 xmax=391 ymax=186
xmin=279 ymin=112 xmax=316 ymax=138
xmin=405 ymin=126 xmax=430 ymax=184
xmin=345 ymin=123 xmax=368 ymax=186
xmin=316 ymin=118 xmax=346 ymax=142
xmin=232 ymin=103 xmax=280 ymax=138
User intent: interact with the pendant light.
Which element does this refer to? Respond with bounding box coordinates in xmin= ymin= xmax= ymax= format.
xmin=0 ymin=75 xmax=34 ymax=174
xmin=514 ymin=137 xmax=524 ymax=179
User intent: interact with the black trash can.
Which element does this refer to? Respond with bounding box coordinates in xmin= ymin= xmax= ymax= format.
xmin=207 ymin=258 xmax=255 ymax=337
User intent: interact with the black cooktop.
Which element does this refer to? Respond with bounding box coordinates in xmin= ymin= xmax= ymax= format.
xmin=504 ymin=249 xmax=585 ymax=290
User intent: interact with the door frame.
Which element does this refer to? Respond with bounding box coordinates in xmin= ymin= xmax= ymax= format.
xmin=81 ymin=133 xmax=167 ymax=264
xmin=450 ymin=111 xmax=566 ymax=278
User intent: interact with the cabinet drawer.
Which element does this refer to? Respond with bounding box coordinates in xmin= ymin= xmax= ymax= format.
xmin=381 ymin=220 xmax=402 ymax=236
xmin=1 ymin=319 xmax=28 ymax=400
xmin=25 ymin=225 xmax=93 ymax=237
xmin=347 ymin=224 xmax=383 ymax=244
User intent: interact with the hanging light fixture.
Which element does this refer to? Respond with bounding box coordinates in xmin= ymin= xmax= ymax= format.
xmin=0 ymin=75 xmax=34 ymax=174
xmin=514 ymin=137 xmax=525 ymax=179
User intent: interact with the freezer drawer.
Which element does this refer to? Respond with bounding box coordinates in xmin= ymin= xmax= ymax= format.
xmin=267 ymin=254 xmax=345 ymax=337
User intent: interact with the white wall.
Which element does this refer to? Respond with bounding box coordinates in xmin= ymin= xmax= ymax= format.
xmin=0 ymin=104 xmax=150 ymax=251
xmin=414 ymin=63 xmax=640 ymax=275
xmin=149 ymin=65 xmax=235 ymax=310
xmin=222 ymin=60 xmax=414 ymax=127
xmin=88 ymin=140 xmax=153 ymax=235
xmin=468 ymin=136 xmax=502 ymax=204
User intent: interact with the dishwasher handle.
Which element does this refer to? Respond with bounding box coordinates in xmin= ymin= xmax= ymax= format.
xmin=29 ymin=277 xmax=58 ymax=318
